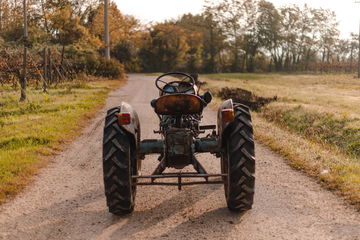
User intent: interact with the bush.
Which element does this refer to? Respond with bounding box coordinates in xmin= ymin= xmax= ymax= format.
xmin=95 ymin=58 xmax=125 ymax=79
xmin=66 ymin=46 xmax=125 ymax=79
xmin=66 ymin=46 xmax=97 ymax=74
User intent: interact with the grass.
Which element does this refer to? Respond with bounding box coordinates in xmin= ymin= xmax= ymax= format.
xmin=253 ymin=114 xmax=360 ymax=209
xmin=0 ymin=77 xmax=123 ymax=203
xmin=202 ymin=73 xmax=360 ymax=209
xmin=202 ymin=73 xmax=272 ymax=80
xmin=261 ymin=105 xmax=360 ymax=158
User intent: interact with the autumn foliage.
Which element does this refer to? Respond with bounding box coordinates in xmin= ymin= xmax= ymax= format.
xmin=0 ymin=0 xmax=359 ymax=82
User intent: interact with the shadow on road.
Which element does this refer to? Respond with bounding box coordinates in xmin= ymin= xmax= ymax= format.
xmin=150 ymin=208 xmax=245 ymax=240
xmin=107 ymin=184 xmax=246 ymax=240
xmin=0 ymin=182 xmax=248 ymax=240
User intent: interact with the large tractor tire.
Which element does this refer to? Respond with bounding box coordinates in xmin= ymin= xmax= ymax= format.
xmin=222 ymin=104 xmax=255 ymax=211
xmin=103 ymin=107 xmax=137 ymax=215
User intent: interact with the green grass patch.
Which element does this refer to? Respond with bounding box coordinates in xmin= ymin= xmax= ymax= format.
xmin=202 ymin=73 xmax=277 ymax=80
xmin=0 ymin=78 xmax=123 ymax=203
xmin=253 ymin=114 xmax=360 ymax=210
xmin=146 ymin=73 xmax=163 ymax=77
xmin=261 ymin=105 xmax=360 ymax=158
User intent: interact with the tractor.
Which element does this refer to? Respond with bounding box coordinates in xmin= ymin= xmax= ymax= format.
xmin=103 ymin=72 xmax=255 ymax=215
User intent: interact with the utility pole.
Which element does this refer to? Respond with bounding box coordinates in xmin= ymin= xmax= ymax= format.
xmin=104 ymin=0 xmax=110 ymax=59
xmin=0 ymin=0 xmax=3 ymax=32
xmin=358 ymin=19 xmax=360 ymax=78
xmin=20 ymin=0 xmax=28 ymax=101
xmin=356 ymin=1 xmax=360 ymax=78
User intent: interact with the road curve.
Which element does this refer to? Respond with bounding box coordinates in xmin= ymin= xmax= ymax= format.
xmin=0 ymin=74 xmax=359 ymax=240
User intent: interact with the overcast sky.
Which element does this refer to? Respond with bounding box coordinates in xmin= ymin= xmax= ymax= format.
xmin=114 ymin=0 xmax=360 ymax=38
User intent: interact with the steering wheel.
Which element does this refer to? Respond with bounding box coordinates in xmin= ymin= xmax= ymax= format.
xmin=155 ymin=72 xmax=195 ymax=94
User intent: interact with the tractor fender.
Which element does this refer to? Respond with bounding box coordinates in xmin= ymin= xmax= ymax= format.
xmin=119 ymin=101 xmax=141 ymax=153
xmin=217 ymin=99 xmax=234 ymax=148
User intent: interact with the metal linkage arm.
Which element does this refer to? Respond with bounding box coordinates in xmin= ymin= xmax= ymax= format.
xmin=133 ymin=173 xmax=226 ymax=190
xmin=139 ymin=138 xmax=219 ymax=156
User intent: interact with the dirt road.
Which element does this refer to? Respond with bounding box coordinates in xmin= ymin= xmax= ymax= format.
xmin=0 ymin=74 xmax=359 ymax=240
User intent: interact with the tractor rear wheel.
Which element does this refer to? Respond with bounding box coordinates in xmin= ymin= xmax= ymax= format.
xmin=222 ymin=104 xmax=255 ymax=211
xmin=103 ymin=107 xmax=137 ymax=215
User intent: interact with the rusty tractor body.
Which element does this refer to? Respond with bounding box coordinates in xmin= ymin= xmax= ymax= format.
xmin=103 ymin=72 xmax=255 ymax=215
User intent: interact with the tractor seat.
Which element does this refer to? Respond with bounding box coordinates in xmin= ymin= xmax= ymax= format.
xmin=151 ymin=94 xmax=205 ymax=115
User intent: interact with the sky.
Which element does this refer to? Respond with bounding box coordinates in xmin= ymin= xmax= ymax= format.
xmin=114 ymin=0 xmax=360 ymax=39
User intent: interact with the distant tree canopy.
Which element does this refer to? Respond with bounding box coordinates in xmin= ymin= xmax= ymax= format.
xmin=0 ymin=0 xmax=358 ymax=74
xmin=137 ymin=0 xmax=359 ymax=73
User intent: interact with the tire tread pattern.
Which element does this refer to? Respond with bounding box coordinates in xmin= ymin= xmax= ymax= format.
xmin=103 ymin=107 xmax=135 ymax=215
xmin=226 ymin=104 xmax=255 ymax=211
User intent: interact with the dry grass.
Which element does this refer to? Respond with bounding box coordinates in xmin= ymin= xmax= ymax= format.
xmin=202 ymin=73 xmax=360 ymax=209
xmin=253 ymin=114 xmax=360 ymax=210
xmin=0 ymin=77 xmax=124 ymax=204
xmin=203 ymin=73 xmax=360 ymax=116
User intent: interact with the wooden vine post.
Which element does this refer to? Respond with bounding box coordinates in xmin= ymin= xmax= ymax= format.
xmin=48 ymin=48 xmax=52 ymax=84
xmin=20 ymin=0 xmax=28 ymax=101
xmin=43 ymin=48 xmax=48 ymax=92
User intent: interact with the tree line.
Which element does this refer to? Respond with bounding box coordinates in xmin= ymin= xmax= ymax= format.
xmin=0 ymin=0 xmax=359 ymax=76
xmin=136 ymin=0 xmax=359 ymax=73
xmin=0 ymin=0 xmax=136 ymax=82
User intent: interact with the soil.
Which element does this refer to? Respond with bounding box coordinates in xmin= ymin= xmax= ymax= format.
xmin=0 ymin=74 xmax=359 ymax=240
xmin=217 ymin=87 xmax=277 ymax=110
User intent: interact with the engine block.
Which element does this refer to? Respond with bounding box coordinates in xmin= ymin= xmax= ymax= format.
xmin=165 ymin=127 xmax=193 ymax=169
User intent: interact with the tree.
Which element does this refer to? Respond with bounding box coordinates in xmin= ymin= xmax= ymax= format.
xmin=279 ymin=5 xmax=301 ymax=71
xmin=314 ymin=8 xmax=339 ymax=64
xmin=205 ymin=0 xmax=246 ymax=72
xmin=242 ymin=0 xmax=260 ymax=72
xmin=349 ymin=33 xmax=359 ymax=72
xmin=112 ymin=39 xmax=141 ymax=72
xmin=20 ymin=0 xmax=27 ymax=101
xmin=0 ymin=0 xmax=4 ymax=31
xmin=176 ymin=12 xmax=226 ymax=73
xmin=104 ymin=0 xmax=110 ymax=59
xmin=257 ymin=0 xmax=282 ymax=71
xmin=176 ymin=14 xmax=205 ymax=72
xmin=88 ymin=2 xmax=139 ymax=50
xmin=202 ymin=11 xmax=226 ymax=72
xmin=50 ymin=5 xmax=88 ymax=64
xmin=139 ymin=23 xmax=189 ymax=72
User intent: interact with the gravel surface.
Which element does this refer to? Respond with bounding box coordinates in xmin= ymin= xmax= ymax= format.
xmin=0 ymin=74 xmax=359 ymax=240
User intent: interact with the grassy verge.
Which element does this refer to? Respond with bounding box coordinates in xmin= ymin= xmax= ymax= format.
xmin=202 ymin=73 xmax=360 ymax=210
xmin=0 ymin=77 xmax=123 ymax=203
xmin=253 ymin=114 xmax=360 ymax=209
xmin=261 ymin=105 xmax=360 ymax=158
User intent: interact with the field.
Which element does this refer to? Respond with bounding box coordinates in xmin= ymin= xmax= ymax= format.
xmin=202 ymin=73 xmax=360 ymax=209
xmin=0 ymin=77 xmax=122 ymax=203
